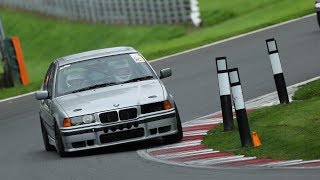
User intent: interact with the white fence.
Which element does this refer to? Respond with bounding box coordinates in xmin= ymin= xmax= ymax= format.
xmin=0 ymin=0 xmax=201 ymax=26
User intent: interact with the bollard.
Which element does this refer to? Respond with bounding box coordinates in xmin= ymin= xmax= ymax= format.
xmin=215 ymin=57 xmax=234 ymax=131
xmin=266 ymin=38 xmax=289 ymax=104
xmin=229 ymin=68 xmax=253 ymax=147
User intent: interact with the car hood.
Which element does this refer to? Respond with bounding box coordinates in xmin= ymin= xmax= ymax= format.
xmin=55 ymin=80 xmax=166 ymax=117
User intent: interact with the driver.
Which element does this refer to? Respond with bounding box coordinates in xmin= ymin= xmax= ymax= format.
xmin=65 ymin=72 xmax=86 ymax=90
xmin=111 ymin=60 xmax=133 ymax=82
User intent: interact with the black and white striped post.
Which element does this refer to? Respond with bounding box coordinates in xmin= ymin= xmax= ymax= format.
xmin=266 ymin=38 xmax=289 ymax=104
xmin=216 ymin=57 xmax=234 ymax=131
xmin=229 ymin=68 xmax=253 ymax=147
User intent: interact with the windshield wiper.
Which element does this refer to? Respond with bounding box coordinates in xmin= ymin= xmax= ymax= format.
xmin=71 ymin=82 xmax=118 ymax=93
xmin=121 ymin=76 xmax=154 ymax=84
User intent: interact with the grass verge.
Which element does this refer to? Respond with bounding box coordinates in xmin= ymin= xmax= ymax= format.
xmin=203 ymin=79 xmax=320 ymax=160
xmin=0 ymin=0 xmax=315 ymax=99
xmin=293 ymin=79 xmax=320 ymax=100
xmin=0 ymin=60 xmax=3 ymax=73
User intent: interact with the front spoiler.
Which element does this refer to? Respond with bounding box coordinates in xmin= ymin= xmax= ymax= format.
xmin=58 ymin=110 xmax=180 ymax=152
xmin=61 ymin=111 xmax=176 ymax=136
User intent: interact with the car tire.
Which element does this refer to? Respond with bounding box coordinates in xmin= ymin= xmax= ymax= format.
xmin=40 ymin=119 xmax=55 ymax=151
xmin=317 ymin=12 xmax=320 ymax=28
xmin=54 ymin=123 xmax=68 ymax=157
xmin=163 ymin=103 xmax=183 ymax=144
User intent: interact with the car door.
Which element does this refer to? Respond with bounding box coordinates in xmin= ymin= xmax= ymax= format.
xmin=40 ymin=63 xmax=56 ymax=138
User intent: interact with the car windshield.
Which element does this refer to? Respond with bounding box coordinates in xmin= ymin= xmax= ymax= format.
xmin=55 ymin=53 xmax=156 ymax=96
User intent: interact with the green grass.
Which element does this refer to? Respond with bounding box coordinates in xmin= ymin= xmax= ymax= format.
xmin=293 ymin=79 xmax=320 ymax=100
xmin=0 ymin=61 xmax=3 ymax=73
xmin=0 ymin=0 xmax=315 ymax=99
xmin=0 ymin=81 xmax=41 ymax=98
xmin=203 ymin=81 xmax=320 ymax=160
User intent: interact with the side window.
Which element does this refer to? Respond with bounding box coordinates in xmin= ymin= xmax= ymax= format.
xmin=43 ymin=63 xmax=54 ymax=91
xmin=42 ymin=63 xmax=56 ymax=98
xmin=47 ymin=64 xmax=56 ymax=97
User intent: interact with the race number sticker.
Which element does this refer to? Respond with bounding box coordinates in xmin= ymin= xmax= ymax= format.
xmin=130 ymin=54 xmax=145 ymax=63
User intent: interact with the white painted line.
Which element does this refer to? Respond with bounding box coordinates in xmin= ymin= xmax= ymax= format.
xmin=206 ymin=157 xmax=258 ymax=166
xmin=137 ymin=149 xmax=213 ymax=169
xmin=183 ymin=121 xmax=222 ymax=128
xmin=299 ymin=159 xmax=320 ymax=164
xmin=183 ymin=121 xmax=221 ymax=127
xmin=183 ymin=130 xmax=208 ymax=136
xmin=146 ymin=140 xmax=202 ymax=152
xmin=157 ymin=150 xmax=217 ymax=159
xmin=271 ymin=161 xmax=309 ymax=167
xmin=186 ymin=155 xmax=247 ymax=165
xmin=211 ymin=157 xmax=258 ymax=165
xmin=281 ymin=159 xmax=320 ymax=167
xmin=217 ymin=157 xmax=258 ymax=165
xmin=0 ymin=91 xmax=35 ymax=103
xmin=191 ymin=118 xmax=223 ymax=122
xmin=138 ymin=149 xmax=320 ymax=170
xmin=151 ymin=13 xmax=315 ymax=63
xmin=194 ymin=111 xmax=223 ymax=120
xmin=287 ymin=76 xmax=320 ymax=89
xmin=256 ymin=160 xmax=303 ymax=167
xmin=185 ymin=119 xmax=223 ymax=125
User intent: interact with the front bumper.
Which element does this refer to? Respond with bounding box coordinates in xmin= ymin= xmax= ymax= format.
xmin=60 ymin=110 xmax=179 ymax=152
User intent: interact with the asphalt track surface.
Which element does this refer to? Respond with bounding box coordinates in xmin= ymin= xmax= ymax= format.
xmin=1 ymin=15 xmax=320 ymax=180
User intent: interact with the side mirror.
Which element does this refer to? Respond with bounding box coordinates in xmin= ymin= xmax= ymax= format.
xmin=35 ymin=91 xmax=49 ymax=100
xmin=160 ymin=68 xmax=172 ymax=79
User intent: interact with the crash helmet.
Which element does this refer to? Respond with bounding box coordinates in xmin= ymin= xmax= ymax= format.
xmin=111 ymin=60 xmax=132 ymax=82
xmin=66 ymin=72 xmax=85 ymax=88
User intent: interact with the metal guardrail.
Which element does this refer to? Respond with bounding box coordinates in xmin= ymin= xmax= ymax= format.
xmin=0 ymin=0 xmax=202 ymax=26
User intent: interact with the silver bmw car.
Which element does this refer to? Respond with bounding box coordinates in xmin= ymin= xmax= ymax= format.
xmin=35 ymin=47 xmax=183 ymax=157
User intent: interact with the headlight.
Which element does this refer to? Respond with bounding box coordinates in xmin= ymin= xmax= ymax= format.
xmin=70 ymin=114 xmax=95 ymax=126
xmin=82 ymin=115 xmax=95 ymax=124
xmin=316 ymin=3 xmax=320 ymax=8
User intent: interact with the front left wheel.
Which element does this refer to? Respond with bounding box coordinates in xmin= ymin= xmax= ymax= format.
xmin=40 ymin=119 xmax=55 ymax=151
xmin=163 ymin=104 xmax=183 ymax=144
xmin=55 ymin=123 xmax=68 ymax=157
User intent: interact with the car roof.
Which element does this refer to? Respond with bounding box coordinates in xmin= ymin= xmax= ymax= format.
xmin=56 ymin=47 xmax=138 ymax=66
